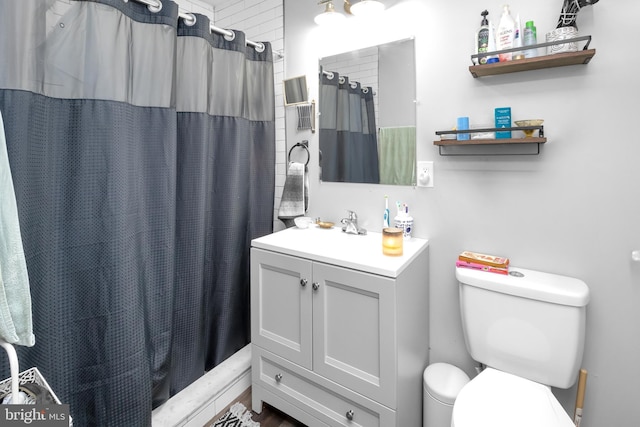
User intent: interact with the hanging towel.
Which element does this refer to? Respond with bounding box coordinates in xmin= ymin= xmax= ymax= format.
xmin=0 ymin=110 xmax=34 ymax=347
xmin=378 ymin=126 xmax=417 ymax=186
xmin=278 ymin=162 xmax=309 ymax=228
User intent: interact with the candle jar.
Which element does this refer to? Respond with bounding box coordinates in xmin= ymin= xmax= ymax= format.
xmin=382 ymin=227 xmax=404 ymax=256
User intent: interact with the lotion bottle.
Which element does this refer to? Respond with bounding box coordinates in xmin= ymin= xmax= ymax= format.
xmin=497 ymin=4 xmax=515 ymax=62
xmin=476 ymin=10 xmax=490 ymax=65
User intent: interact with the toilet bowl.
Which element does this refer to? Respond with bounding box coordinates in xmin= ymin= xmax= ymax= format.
xmin=451 ymin=368 xmax=575 ymax=427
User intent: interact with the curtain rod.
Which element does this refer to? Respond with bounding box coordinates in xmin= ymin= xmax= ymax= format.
xmin=132 ymin=0 xmax=266 ymax=52
xmin=322 ymin=70 xmax=375 ymax=94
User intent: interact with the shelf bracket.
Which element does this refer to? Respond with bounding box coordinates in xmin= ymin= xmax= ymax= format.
xmin=437 ymin=143 xmax=541 ymax=156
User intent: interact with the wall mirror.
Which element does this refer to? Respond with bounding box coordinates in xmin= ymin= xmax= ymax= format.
xmin=283 ymin=75 xmax=309 ymax=106
xmin=318 ymin=38 xmax=416 ymax=185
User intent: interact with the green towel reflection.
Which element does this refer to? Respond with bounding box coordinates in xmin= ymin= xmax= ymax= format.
xmin=378 ymin=126 xmax=416 ymax=186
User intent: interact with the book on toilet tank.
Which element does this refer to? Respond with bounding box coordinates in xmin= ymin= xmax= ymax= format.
xmin=458 ymin=251 xmax=510 ymax=268
xmin=456 ymin=260 xmax=509 ymax=275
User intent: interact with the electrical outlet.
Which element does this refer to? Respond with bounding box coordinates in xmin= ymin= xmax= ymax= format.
xmin=417 ymin=161 xmax=433 ymax=187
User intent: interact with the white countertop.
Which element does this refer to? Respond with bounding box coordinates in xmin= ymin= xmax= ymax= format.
xmin=251 ymin=225 xmax=429 ymax=278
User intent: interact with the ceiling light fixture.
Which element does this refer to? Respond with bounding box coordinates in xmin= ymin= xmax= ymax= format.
xmin=347 ymin=0 xmax=385 ymax=16
xmin=314 ymin=0 xmax=346 ymax=26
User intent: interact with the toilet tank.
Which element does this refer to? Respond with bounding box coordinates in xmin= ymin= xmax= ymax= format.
xmin=456 ymin=266 xmax=589 ymax=389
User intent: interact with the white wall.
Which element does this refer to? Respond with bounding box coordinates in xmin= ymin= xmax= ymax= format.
xmin=174 ymin=0 xmax=215 ymax=17
xmin=284 ymin=0 xmax=640 ymax=425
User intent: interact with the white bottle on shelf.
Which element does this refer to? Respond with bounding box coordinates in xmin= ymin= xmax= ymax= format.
xmin=497 ymin=4 xmax=515 ymax=62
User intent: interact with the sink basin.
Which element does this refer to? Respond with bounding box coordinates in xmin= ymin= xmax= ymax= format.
xmin=252 ymin=226 xmax=428 ymax=278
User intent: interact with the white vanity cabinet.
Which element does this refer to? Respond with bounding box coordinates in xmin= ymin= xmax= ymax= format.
xmin=250 ymin=227 xmax=429 ymax=427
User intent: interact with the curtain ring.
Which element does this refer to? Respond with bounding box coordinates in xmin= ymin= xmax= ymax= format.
xmin=288 ymin=142 xmax=310 ymax=167
xmin=254 ymin=42 xmax=266 ymax=53
xmin=224 ymin=30 xmax=236 ymax=42
xmin=183 ymin=13 xmax=196 ymax=26
xmin=147 ymin=0 xmax=162 ymax=13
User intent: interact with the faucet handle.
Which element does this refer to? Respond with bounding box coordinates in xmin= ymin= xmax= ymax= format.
xmin=346 ymin=210 xmax=357 ymax=220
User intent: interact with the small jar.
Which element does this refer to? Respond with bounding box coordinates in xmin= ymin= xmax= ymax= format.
xmin=394 ymin=214 xmax=413 ymax=240
xmin=382 ymin=227 xmax=404 ymax=256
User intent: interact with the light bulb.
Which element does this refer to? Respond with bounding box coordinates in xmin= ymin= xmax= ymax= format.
xmin=314 ymin=10 xmax=346 ymax=26
xmin=350 ymin=0 xmax=385 ymax=16
xmin=315 ymin=1 xmax=346 ymax=26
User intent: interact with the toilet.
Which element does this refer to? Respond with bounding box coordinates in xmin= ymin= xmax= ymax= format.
xmin=452 ymin=266 xmax=590 ymax=427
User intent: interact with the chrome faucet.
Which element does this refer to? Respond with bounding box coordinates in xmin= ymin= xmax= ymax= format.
xmin=341 ymin=210 xmax=367 ymax=235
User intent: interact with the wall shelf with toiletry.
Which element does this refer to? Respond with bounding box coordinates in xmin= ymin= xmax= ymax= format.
xmin=434 ymin=125 xmax=546 ymax=156
xmin=469 ymin=36 xmax=595 ymax=78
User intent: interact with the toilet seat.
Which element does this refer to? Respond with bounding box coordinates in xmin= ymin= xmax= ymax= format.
xmin=451 ymin=368 xmax=575 ymax=427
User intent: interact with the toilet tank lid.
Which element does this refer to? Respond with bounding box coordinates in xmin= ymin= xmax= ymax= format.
xmin=456 ymin=266 xmax=590 ymax=307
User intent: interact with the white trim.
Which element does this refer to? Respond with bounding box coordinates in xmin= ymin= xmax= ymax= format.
xmin=152 ymin=344 xmax=252 ymax=427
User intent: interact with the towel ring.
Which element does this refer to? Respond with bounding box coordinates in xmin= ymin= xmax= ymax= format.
xmin=288 ymin=142 xmax=310 ymax=167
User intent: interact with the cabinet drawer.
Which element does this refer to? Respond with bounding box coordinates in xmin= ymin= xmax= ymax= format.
xmin=253 ymin=347 xmax=396 ymax=427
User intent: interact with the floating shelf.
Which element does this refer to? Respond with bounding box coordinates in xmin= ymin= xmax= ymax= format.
xmin=434 ymin=137 xmax=546 ymax=146
xmin=434 ymin=126 xmax=546 ymax=156
xmin=469 ymin=36 xmax=595 ymax=78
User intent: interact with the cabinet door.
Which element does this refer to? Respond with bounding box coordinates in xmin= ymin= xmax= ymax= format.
xmin=251 ymin=248 xmax=313 ymax=369
xmin=312 ymin=262 xmax=397 ymax=408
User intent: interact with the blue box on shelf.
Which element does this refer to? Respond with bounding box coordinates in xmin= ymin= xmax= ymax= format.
xmin=495 ymin=107 xmax=512 ymax=139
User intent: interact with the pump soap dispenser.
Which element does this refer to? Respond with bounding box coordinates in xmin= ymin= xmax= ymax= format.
xmin=476 ymin=10 xmax=490 ymax=65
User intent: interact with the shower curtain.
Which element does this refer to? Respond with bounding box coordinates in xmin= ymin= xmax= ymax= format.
xmin=319 ymin=70 xmax=379 ymax=183
xmin=0 ymin=1 xmax=275 ymax=425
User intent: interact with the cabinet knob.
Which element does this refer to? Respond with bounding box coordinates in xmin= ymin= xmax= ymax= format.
xmin=346 ymin=410 xmax=354 ymax=420
xmin=312 ymin=282 xmax=320 ymax=291
xmin=300 ymin=278 xmax=308 ymax=287
xmin=275 ymin=373 xmax=283 ymax=382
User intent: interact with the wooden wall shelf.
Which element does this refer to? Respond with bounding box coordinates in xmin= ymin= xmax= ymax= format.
xmin=469 ymin=35 xmax=595 ymax=78
xmin=469 ymin=50 xmax=595 ymax=78
xmin=434 ymin=126 xmax=546 ymax=156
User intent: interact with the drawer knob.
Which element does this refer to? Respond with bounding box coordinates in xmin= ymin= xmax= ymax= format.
xmin=346 ymin=410 xmax=354 ymax=420
xmin=275 ymin=373 xmax=283 ymax=382
xmin=312 ymin=282 xmax=320 ymax=291
xmin=300 ymin=278 xmax=308 ymax=287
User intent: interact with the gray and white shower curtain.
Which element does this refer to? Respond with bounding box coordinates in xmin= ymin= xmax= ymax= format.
xmin=319 ymin=70 xmax=379 ymax=183
xmin=0 ymin=1 xmax=275 ymax=425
